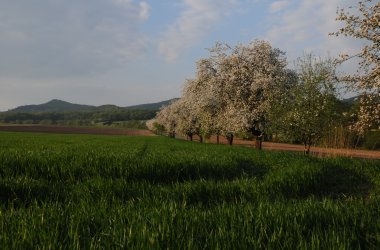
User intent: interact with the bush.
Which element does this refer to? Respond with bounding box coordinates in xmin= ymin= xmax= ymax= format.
xmin=363 ymin=130 xmax=380 ymax=150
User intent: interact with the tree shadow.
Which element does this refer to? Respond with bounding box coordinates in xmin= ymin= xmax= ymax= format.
xmin=262 ymin=164 xmax=373 ymax=201
xmin=129 ymin=158 xmax=269 ymax=184
xmin=0 ymin=181 xmax=68 ymax=209
xmin=314 ymin=165 xmax=373 ymax=199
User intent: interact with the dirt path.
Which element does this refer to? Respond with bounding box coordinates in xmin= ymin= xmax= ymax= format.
xmin=0 ymin=125 xmax=379 ymax=159
xmin=261 ymin=141 xmax=380 ymax=159
xmin=194 ymin=135 xmax=380 ymax=160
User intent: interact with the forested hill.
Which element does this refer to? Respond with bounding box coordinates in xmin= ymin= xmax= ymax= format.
xmin=0 ymin=98 xmax=178 ymax=127
xmin=125 ymin=99 xmax=179 ymax=110
xmin=9 ymin=99 xmax=97 ymax=113
xmin=6 ymin=98 xmax=177 ymax=113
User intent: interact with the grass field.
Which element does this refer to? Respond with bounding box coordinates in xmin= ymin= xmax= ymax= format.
xmin=0 ymin=132 xmax=379 ymax=249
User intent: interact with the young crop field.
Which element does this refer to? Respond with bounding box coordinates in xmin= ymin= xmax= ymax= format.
xmin=0 ymin=132 xmax=379 ymax=249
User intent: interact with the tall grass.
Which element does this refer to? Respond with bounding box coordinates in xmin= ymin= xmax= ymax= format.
xmin=0 ymin=132 xmax=379 ymax=249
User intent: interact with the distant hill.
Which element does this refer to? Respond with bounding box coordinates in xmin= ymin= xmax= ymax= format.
xmin=97 ymin=104 xmax=124 ymax=111
xmin=125 ymin=99 xmax=179 ymax=110
xmin=8 ymin=99 xmax=96 ymax=113
xmin=6 ymin=98 xmax=178 ymax=113
xmin=341 ymin=96 xmax=359 ymax=105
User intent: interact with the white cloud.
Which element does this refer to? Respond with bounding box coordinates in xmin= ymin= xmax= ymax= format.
xmin=265 ymin=0 xmax=359 ymax=65
xmin=139 ymin=2 xmax=151 ymax=21
xmin=112 ymin=0 xmax=151 ymax=21
xmin=112 ymin=0 xmax=133 ymax=5
xmin=158 ymin=0 xmax=239 ymax=62
xmin=270 ymin=0 xmax=290 ymax=13
xmin=0 ymin=0 xmax=150 ymax=78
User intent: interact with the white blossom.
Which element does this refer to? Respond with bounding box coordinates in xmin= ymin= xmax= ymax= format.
xmin=332 ymin=0 xmax=380 ymax=133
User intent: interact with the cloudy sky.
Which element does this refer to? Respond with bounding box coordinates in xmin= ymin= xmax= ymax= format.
xmin=0 ymin=0 xmax=359 ymax=111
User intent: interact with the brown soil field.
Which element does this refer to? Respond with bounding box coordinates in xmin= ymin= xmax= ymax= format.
xmin=0 ymin=125 xmax=155 ymax=136
xmin=0 ymin=125 xmax=379 ymax=159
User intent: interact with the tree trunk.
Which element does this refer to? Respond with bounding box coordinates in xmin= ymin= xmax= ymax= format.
xmin=226 ymin=134 xmax=234 ymax=146
xmin=304 ymin=144 xmax=311 ymax=155
xmin=169 ymin=131 xmax=175 ymax=138
xmin=199 ymin=135 xmax=203 ymax=143
xmin=216 ymin=134 xmax=220 ymax=144
xmin=255 ymin=135 xmax=263 ymax=150
xmin=187 ymin=134 xmax=193 ymax=141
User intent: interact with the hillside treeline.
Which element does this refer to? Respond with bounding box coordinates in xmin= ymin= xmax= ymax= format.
xmin=148 ymin=41 xmax=378 ymax=152
xmin=0 ymin=109 xmax=156 ymax=128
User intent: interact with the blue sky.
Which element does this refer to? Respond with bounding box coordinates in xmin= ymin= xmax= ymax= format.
xmin=0 ymin=0 xmax=359 ymax=111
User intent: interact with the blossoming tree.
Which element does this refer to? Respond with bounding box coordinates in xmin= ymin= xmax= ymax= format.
xmin=332 ymin=0 xmax=380 ymax=133
xmin=275 ymin=54 xmax=339 ymax=154
xmin=212 ymin=40 xmax=290 ymax=147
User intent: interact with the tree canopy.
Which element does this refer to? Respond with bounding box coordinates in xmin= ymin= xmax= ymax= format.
xmin=332 ymin=0 xmax=380 ymax=133
xmin=153 ymin=40 xmax=294 ymax=146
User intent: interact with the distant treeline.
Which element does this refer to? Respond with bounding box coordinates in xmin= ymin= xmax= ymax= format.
xmin=0 ymin=109 xmax=157 ymax=128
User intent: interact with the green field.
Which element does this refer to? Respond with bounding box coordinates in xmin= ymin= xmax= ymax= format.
xmin=0 ymin=132 xmax=379 ymax=249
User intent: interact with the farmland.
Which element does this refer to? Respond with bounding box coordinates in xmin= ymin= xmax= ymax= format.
xmin=0 ymin=132 xmax=379 ymax=249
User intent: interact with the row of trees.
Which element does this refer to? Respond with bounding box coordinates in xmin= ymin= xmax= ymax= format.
xmin=148 ymin=41 xmax=341 ymax=154
xmin=148 ymin=0 xmax=379 ymax=153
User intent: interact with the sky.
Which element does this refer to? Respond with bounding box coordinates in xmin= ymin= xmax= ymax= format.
xmin=0 ymin=0 xmax=360 ymax=111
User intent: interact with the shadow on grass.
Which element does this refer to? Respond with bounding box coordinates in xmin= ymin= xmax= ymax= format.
xmin=129 ymin=159 xmax=269 ymax=184
xmin=263 ymin=164 xmax=373 ymax=201
xmin=0 ymin=181 xmax=69 ymax=209
xmin=316 ymin=165 xmax=373 ymax=199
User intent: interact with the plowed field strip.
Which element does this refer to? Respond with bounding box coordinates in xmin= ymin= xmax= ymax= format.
xmin=0 ymin=125 xmax=155 ymax=136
